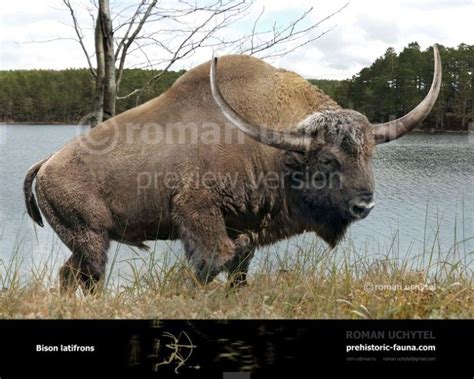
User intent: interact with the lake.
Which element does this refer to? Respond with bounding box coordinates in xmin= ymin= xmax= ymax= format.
xmin=0 ymin=124 xmax=473 ymax=280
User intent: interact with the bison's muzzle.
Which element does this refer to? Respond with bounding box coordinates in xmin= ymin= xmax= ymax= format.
xmin=348 ymin=193 xmax=375 ymax=220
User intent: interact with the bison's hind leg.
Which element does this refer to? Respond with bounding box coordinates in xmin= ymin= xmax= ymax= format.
xmin=36 ymin=185 xmax=110 ymax=295
xmin=58 ymin=229 xmax=110 ymax=295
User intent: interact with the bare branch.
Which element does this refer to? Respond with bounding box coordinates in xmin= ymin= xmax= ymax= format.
xmin=260 ymin=27 xmax=335 ymax=60
xmin=63 ymin=0 xmax=97 ymax=78
xmin=129 ymin=1 xmax=250 ymax=103
xmin=240 ymin=2 xmax=350 ymax=57
xmin=115 ymin=0 xmax=146 ymax=60
xmin=116 ymin=88 xmax=141 ymax=100
xmin=116 ymin=0 xmax=158 ymax=88
xmin=16 ymin=37 xmax=79 ymax=44
xmin=250 ymin=6 xmax=265 ymax=54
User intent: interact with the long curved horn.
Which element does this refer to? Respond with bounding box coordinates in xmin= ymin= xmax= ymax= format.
xmin=372 ymin=44 xmax=442 ymax=144
xmin=210 ymin=57 xmax=311 ymax=152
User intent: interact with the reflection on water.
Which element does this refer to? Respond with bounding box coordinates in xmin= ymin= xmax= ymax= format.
xmin=0 ymin=125 xmax=473 ymax=279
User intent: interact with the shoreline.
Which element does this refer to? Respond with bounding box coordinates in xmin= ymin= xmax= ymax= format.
xmin=2 ymin=121 xmax=78 ymax=126
xmin=2 ymin=122 xmax=471 ymax=133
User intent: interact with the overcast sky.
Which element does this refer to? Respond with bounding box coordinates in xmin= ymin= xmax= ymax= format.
xmin=0 ymin=0 xmax=473 ymax=79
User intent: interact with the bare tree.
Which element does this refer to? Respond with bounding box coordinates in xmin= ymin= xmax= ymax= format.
xmin=62 ymin=0 xmax=349 ymax=126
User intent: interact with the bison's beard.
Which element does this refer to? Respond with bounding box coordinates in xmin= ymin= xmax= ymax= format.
xmin=289 ymin=186 xmax=352 ymax=248
xmin=310 ymin=207 xmax=351 ymax=248
xmin=314 ymin=219 xmax=350 ymax=248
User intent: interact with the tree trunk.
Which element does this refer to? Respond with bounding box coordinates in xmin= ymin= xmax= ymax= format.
xmin=99 ymin=0 xmax=116 ymax=122
xmin=92 ymin=14 xmax=105 ymax=127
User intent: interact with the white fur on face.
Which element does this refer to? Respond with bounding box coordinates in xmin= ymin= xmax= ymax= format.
xmin=296 ymin=110 xmax=372 ymax=155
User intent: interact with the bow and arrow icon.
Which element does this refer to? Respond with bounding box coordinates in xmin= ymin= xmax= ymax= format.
xmin=154 ymin=331 xmax=197 ymax=374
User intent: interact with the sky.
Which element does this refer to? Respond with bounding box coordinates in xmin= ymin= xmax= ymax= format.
xmin=0 ymin=0 xmax=473 ymax=80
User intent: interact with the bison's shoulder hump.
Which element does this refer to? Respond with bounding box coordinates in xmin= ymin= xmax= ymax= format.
xmin=172 ymin=55 xmax=276 ymax=92
xmin=274 ymin=69 xmax=340 ymax=117
xmin=170 ymin=55 xmax=341 ymax=129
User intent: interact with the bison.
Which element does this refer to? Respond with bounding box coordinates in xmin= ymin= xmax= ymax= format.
xmin=24 ymin=46 xmax=441 ymax=294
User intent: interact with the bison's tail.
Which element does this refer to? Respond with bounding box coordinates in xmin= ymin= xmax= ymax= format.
xmin=23 ymin=156 xmax=51 ymax=227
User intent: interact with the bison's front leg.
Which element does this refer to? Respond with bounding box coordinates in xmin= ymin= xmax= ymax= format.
xmin=172 ymin=196 xmax=236 ymax=285
xmin=225 ymin=233 xmax=255 ymax=288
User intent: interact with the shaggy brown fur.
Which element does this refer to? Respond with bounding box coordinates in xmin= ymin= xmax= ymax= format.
xmin=24 ymin=55 xmax=375 ymax=293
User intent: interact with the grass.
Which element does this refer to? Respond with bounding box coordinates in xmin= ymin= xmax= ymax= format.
xmin=0 ymin=228 xmax=472 ymax=319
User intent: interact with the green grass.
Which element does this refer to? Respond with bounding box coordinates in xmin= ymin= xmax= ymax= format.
xmin=0 ymin=228 xmax=472 ymax=319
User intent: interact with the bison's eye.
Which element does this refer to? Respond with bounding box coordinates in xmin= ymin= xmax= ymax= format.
xmin=318 ymin=156 xmax=337 ymax=168
xmin=319 ymin=157 xmax=331 ymax=165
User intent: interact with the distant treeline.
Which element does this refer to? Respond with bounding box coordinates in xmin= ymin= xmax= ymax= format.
xmin=1 ymin=42 xmax=472 ymax=130
xmin=0 ymin=69 xmax=184 ymax=124
xmin=311 ymin=43 xmax=473 ymax=131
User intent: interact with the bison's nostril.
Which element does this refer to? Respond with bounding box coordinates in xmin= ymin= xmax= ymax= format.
xmin=349 ymin=201 xmax=375 ymax=219
xmin=352 ymin=205 xmax=366 ymax=215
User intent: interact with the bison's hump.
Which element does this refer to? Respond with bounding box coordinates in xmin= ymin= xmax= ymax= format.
xmin=170 ymin=54 xmax=340 ymax=131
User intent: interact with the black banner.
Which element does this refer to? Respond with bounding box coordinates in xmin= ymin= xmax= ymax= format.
xmin=0 ymin=320 xmax=472 ymax=378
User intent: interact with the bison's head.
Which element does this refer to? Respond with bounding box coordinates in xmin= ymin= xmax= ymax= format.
xmin=210 ymin=46 xmax=441 ymax=247
xmin=286 ymin=110 xmax=376 ymax=221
